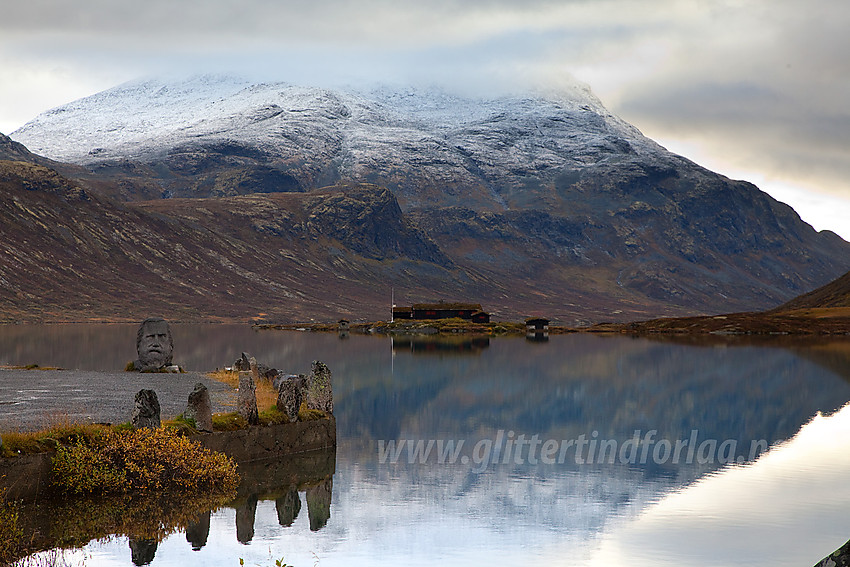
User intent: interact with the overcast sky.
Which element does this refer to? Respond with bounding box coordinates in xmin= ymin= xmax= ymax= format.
xmin=1 ymin=0 xmax=848 ymax=240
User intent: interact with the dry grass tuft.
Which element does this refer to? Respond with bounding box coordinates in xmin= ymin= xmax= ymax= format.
xmin=298 ymin=402 xmax=327 ymax=422
xmin=207 ymin=369 xmax=278 ymax=412
xmin=0 ymin=423 xmax=113 ymax=457
xmin=210 ymin=412 xmax=248 ymax=431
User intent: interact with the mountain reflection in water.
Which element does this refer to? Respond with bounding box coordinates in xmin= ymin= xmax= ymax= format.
xmin=390 ymin=335 xmax=490 ymax=355
xmin=6 ymin=327 xmax=850 ymax=566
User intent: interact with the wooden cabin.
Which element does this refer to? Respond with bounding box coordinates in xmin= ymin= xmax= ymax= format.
xmin=393 ymin=302 xmax=490 ymax=322
xmin=525 ymin=318 xmax=550 ymax=332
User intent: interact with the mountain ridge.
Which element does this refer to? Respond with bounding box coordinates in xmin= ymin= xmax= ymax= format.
xmin=4 ymin=76 xmax=850 ymax=322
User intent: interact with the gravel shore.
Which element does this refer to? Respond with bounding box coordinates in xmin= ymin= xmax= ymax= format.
xmin=0 ymin=368 xmax=235 ymax=431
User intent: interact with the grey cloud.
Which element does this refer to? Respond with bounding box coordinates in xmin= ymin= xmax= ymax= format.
xmin=2 ymin=0 xmax=848 ymax=213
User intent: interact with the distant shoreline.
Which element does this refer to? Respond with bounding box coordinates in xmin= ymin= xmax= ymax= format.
xmin=0 ymin=309 xmax=847 ymax=336
xmin=255 ymin=308 xmax=850 ymax=337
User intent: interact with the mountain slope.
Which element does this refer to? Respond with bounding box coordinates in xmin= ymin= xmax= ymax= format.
xmin=7 ymin=76 xmax=850 ymax=321
xmin=775 ymin=270 xmax=850 ymax=311
xmin=0 ymin=143 xmax=475 ymax=322
xmin=590 ymin=268 xmax=850 ymax=335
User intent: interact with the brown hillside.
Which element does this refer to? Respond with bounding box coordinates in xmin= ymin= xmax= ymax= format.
xmin=773 ymin=270 xmax=850 ymax=311
xmin=587 ymin=269 xmax=850 ymax=335
xmin=0 ymin=159 xmax=471 ymax=323
xmin=3 ymin=130 xmax=850 ymax=325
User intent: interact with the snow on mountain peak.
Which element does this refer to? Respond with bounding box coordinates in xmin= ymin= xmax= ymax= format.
xmin=11 ymin=74 xmax=654 ymax=167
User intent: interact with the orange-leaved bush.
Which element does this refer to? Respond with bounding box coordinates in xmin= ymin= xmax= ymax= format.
xmin=52 ymin=427 xmax=239 ymax=495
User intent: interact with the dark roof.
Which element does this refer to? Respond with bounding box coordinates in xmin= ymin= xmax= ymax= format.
xmin=411 ymin=303 xmax=483 ymax=311
xmin=525 ymin=317 xmax=550 ymax=324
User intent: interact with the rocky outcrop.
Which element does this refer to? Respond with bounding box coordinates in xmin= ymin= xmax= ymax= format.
xmin=302 ymin=184 xmax=448 ymax=263
xmin=815 ymin=538 xmax=850 ymax=567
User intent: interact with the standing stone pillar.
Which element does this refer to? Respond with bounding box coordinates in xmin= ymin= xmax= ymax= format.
xmin=249 ymin=356 xmax=260 ymax=382
xmin=234 ymin=352 xmax=251 ymax=371
xmin=132 ymin=389 xmax=161 ymax=429
xmin=183 ymin=382 xmax=213 ymax=432
xmin=307 ymin=361 xmax=333 ymax=414
xmin=277 ymin=378 xmax=302 ymax=422
xmin=237 ymin=371 xmax=259 ymax=425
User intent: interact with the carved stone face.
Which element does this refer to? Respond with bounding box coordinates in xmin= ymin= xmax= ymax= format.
xmin=136 ymin=318 xmax=173 ymax=369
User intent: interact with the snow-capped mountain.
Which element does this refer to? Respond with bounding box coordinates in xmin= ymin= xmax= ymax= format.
xmin=6 ymin=76 xmax=850 ymax=322
xmin=12 ymin=74 xmax=662 ymax=209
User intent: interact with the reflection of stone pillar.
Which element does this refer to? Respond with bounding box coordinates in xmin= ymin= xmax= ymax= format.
xmin=238 ymin=372 xmax=258 ymax=425
xmin=306 ymin=477 xmax=332 ymax=531
xmin=129 ymin=538 xmax=158 ymax=566
xmin=186 ymin=510 xmax=211 ymax=550
xmin=236 ymin=493 xmax=258 ymax=544
xmin=275 ymin=485 xmax=301 ymax=527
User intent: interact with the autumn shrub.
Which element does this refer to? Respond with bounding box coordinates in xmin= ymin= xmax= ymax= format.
xmin=0 ymin=487 xmax=23 ymax=564
xmin=52 ymin=427 xmax=239 ymax=495
xmin=52 ymin=440 xmax=127 ymax=495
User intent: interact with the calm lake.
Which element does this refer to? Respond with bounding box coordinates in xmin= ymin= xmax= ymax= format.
xmin=3 ymin=324 xmax=850 ymax=567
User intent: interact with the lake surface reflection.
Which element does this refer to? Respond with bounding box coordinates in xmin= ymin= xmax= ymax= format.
xmin=5 ymin=325 xmax=850 ymax=566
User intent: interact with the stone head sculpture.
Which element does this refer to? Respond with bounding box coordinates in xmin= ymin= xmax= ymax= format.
xmin=135 ymin=318 xmax=173 ymax=371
